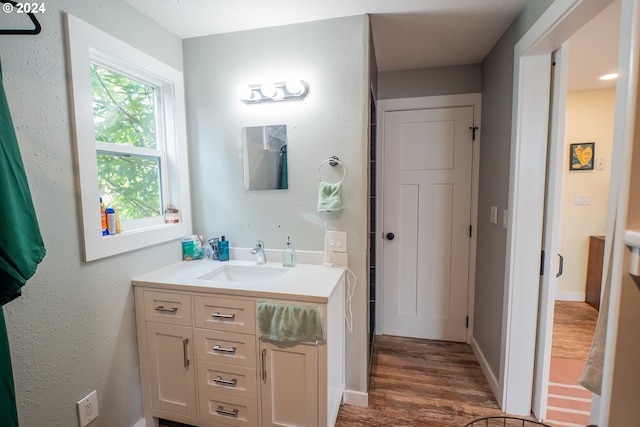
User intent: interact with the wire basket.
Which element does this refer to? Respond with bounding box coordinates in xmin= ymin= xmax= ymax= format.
xmin=464 ymin=417 xmax=551 ymax=427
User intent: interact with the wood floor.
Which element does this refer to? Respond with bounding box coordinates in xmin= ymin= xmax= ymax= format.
xmin=551 ymin=301 xmax=597 ymax=359
xmin=335 ymin=336 xmax=513 ymax=427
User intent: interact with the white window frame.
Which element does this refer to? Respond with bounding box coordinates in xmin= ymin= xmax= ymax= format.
xmin=66 ymin=14 xmax=192 ymax=261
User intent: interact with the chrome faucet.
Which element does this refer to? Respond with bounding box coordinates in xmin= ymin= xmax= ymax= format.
xmin=251 ymin=240 xmax=267 ymax=264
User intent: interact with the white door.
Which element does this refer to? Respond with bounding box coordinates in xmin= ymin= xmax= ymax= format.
xmin=532 ymin=46 xmax=568 ymax=421
xmin=382 ymin=106 xmax=474 ymax=342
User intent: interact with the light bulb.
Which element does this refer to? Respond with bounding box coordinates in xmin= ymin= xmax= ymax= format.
xmin=237 ymin=85 xmax=253 ymax=101
xmin=285 ymin=80 xmax=304 ymax=95
xmin=260 ymin=82 xmax=277 ymax=98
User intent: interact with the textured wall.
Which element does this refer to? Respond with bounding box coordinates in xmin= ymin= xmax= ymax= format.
xmin=377 ymin=64 xmax=482 ymax=99
xmin=183 ymin=16 xmax=371 ymax=393
xmin=474 ymin=0 xmax=554 ymax=377
xmin=0 ymin=1 xmax=184 ymax=426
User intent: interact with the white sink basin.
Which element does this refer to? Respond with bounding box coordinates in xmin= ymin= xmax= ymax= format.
xmin=199 ymin=264 xmax=289 ymax=283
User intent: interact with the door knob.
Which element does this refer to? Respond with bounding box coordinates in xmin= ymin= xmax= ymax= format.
xmin=386 ymin=232 xmax=395 ymax=240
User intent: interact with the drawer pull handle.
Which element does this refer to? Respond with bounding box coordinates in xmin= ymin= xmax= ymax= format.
xmin=183 ymin=338 xmax=190 ymax=369
xmin=262 ymin=349 xmax=267 ymax=383
xmin=211 ymin=312 xmax=236 ymax=320
xmin=155 ymin=306 xmax=178 ymax=314
xmin=216 ymin=406 xmax=239 ymax=418
xmin=212 ymin=345 xmax=237 ymax=353
xmin=213 ymin=376 xmax=237 ymax=387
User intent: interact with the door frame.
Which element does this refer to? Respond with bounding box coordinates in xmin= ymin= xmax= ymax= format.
xmin=501 ymin=0 xmax=635 ymax=418
xmin=375 ymin=93 xmax=482 ymax=344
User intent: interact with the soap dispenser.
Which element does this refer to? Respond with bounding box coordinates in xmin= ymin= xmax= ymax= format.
xmin=218 ymin=235 xmax=229 ymax=261
xmin=282 ymin=236 xmax=296 ymax=267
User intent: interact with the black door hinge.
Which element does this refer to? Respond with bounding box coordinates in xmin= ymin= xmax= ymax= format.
xmin=540 ymin=250 xmax=545 ymax=276
xmin=469 ymin=225 xmax=472 ymax=237
xmin=466 ymin=316 xmax=469 ymax=328
xmin=469 ymin=126 xmax=479 ymax=141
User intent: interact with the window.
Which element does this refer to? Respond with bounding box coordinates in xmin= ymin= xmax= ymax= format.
xmin=67 ymin=14 xmax=191 ymax=261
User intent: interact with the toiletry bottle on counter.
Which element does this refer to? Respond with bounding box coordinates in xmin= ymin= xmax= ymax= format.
xmin=208 ymin=237 xmax=219 ymax=260
xmin=100 ymin=197 xmax=108 ymax=236
xmin=106 ymin=208 xmax=116 ymax=235
xmin=282 ymin=236 xmax=296 ymax=267
xmin=218 ymin=236 xmax=229 ymax=261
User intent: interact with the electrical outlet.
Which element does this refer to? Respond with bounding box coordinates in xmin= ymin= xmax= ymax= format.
xmin=326 ymin=230 xmax=347 ymax=253
xmin=77 ymin=390 xmax=99 ymax=427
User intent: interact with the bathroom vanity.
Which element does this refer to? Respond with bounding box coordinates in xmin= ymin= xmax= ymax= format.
xmin=132 ymin=259 xmax=345 ymax=427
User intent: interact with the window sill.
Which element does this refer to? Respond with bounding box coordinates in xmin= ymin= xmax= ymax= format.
xmin=86 ymin=220 xmax=192 ymax=262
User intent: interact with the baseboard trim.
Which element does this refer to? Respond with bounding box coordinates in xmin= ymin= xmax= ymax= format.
xmin=132 ymin=419 xmax=146 ymax=427
xmin=343 ymin=389 xmax=368 ymax=407
xmin=470 ymin=335 xmax=501 ymax=405
xmin=557 ymin=292 xmax=585 ymax=302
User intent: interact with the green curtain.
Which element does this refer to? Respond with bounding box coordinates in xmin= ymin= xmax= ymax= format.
xmin=0 ymin=59 xmax=46 ymax=427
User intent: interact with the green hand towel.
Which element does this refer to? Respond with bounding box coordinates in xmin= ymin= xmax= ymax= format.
xmin=258 ymin=301 xmax=325 ymax=342
xmin=317 ymin=180 xmax=344 ymax=213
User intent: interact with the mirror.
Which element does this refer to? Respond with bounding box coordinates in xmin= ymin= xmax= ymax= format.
xmin=242 ymin=125 xmax=288 ymax=190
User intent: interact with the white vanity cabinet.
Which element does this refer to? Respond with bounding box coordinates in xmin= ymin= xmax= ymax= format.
xmin=132 ymin=260 xmax=345 ymax=427
xmin=260 ymin=341 xmax=319 ymax=427
xmin=140 ymin=291 xmax=197 ymax=420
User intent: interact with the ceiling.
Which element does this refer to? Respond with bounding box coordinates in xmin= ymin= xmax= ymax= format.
xmin=125 ymin=0 xmax=620 ymax=90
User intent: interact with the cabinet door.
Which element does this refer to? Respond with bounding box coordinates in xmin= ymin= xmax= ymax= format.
xmin=146 ymin=322 xmax=197 ymax=417
xmin=260 ymin=341 xmax=318 ymax=427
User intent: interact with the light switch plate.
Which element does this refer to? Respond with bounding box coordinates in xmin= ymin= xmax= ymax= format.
xmin=573 ymin=194 xmax=592 ymax=206
xmin=596 ymin=157 xmax=605 ymax=170
xmin=490 ymin=206 xmax=498 ymax=225
xmin=326 ymin=230 xmax=347 ymax=253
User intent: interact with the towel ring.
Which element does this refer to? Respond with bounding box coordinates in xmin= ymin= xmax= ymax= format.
xmin=317 ymin=156 xmax=347 ymax=183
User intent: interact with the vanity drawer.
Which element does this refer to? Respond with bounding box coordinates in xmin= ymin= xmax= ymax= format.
xmin=198 ymin=392 xmax=257 ymax=427
xmin=197 ymin=361 xmax=257 ymax=400
xmin=194 ymin=296 xmax=255 ymax=334
xmin=143 ymin=291 xmax=192 ymax=326
xmin=194 ymin=329 xmax=257 ymax=368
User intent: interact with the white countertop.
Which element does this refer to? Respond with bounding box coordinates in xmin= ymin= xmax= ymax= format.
xmin=132 ymin=259 xmax=346 ymax=303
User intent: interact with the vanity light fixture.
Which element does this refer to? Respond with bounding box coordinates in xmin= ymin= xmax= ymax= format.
xmin=239 ymin=80 xmax=310 ymax=104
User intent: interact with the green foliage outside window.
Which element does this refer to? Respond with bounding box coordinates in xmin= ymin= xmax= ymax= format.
xmin=91 ymin=64 xmax=162 ymax=220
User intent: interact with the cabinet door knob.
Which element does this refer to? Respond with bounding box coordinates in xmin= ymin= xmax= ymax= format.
xmin=386 ymin=232 xmax=395 ymax=240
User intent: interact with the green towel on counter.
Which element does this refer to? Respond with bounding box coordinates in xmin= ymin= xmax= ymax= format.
xmin=317 ymin=180 xmax=344 ymax=213
xmin=0 ymin=60 xmax=46 ymax=306
xmin=258 ymin=301 xmax=325 ymax=342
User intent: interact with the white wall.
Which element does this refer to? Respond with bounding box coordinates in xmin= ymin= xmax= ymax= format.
xmin=182 ymin=16 xmax=371 ymax=393
xmin=558 ymin=89 xmax=616 ymax=298
xmin=0 ymin=1 xmax=185 ymax=426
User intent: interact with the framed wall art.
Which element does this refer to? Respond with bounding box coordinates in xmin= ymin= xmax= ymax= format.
xmin=569 ymin=142 xmax=595 ymax=171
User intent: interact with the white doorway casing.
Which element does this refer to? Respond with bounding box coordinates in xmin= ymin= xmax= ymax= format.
xmin=375 ymin=93 xmax=482 ymax=345
xmin=503 ymin=0 xmax=638 ymax=422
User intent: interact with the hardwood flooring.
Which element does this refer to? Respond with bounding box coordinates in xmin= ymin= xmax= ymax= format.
xmin=551 ymin=301 xmax=598 ymax=359
xmin=335 ymin=335 xmax=519 ymax=427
